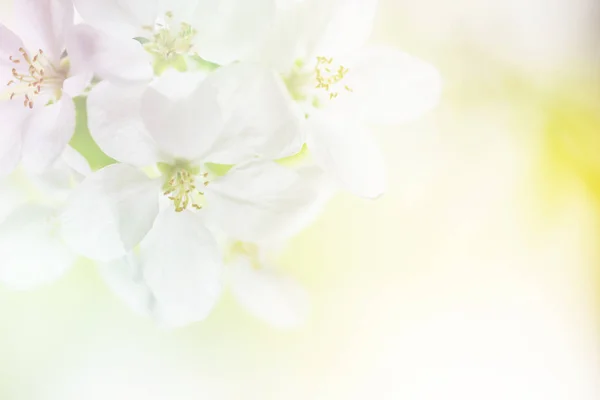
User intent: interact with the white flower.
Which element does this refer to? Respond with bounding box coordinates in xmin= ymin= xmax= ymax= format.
xmin=99 ymin=241 xmax=311 ymax=329
xmin=69 ymin=0 xmax=279 ymax=81
xmin=0 ymin=0 xmax=93 ymax=175
xmin=59 ymin=69 xmax=328 ymax=327
xmin=0 ymin=147 xmax=90 ymax=290
xmin=248 ymin=0 xmax=442 ymax=198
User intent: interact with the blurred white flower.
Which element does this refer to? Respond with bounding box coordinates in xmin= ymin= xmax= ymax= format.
xmin=0 ymin=147 xmax=90 ymax=290
xmin=227 ymin=242 xmax=310 ymax=329
xmin=249 ymin=0 xmax=442 ymax=198
xmin=0 ymin=0 xmax=92 ymax=175
xmin=69 ymin=0 xmax=278 ymax=81
xmin=98 ymin=240 xmax=311 ymax=329
xmin=58 ymin=71 xmax=328 ymax=327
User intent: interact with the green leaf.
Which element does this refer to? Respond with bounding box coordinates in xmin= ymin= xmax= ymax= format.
xmin=134 ymin=37 xmax=150 ymax=45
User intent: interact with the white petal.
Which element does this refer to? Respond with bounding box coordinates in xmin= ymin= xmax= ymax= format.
xmin=202 ymin=63 xmax=305 ymax=164
xmin=264 ymin=0 xmax=377 ymax=62
xmin=98 ymin=254 xmax=154 ymax=317
xmin=205 ymin=161 xmax=330 ymax=242
xmin=284 ymin=165 xmax=335 ymax=235
xmin=307 ymin=113 xmax=386 ymax=199
xmin=21 ymin=96 xmax=76 ymax=174
xmin=98 ymin=210 xmax=224 ymax=328
xmin=148 ymin=69 xmax=207 ymax=99
xmin=60 ymin=145 xmax=92 ymax=178
xmin=141 ymin=73 xmax=223 ymax=161
xmin=0 ymin=137 xmax=22 ymax=177
xmin=66 ymin=24 xmax=153 ymax=84
xmin=14 ymin=0 xmax=74 ymax=62
xmin=73 ymin=0 xmax=159 ymax=38
xmin=229 ymin=256 xmax=309 ymax=329
xmin=249 ymin=3 xmax=309 ymax=72
xmin=27 ymin=164 xmax=76 ymax=204
xmin=0 ymin=101 xmax=27 ymax=176
xmin=0 ymin=176 xmax=27 ymax=224
xmin=253 ymin=0 xmax=377 ymax=69
xmin=0 ymin=25 xmax=25 ymax=84
xmin=0 ymin=204 xmax=75 ymax=290
xmin=62 ymin=73 xmax=93 ymax=98
xmin=25 ymin=147 xmax=91 ymax=203
xmin=141 ymin=208 xmax=223 ymax=328
xmin=310 ymin=0 xmax=378 ymax=57
xmin=192 ymin=0 xmax=277 ymax=65
xmin=158 ymin=0 xmax=199 ymax=19
xmin=341 ymin=46 xmax=442 ymax=125
xmin=60 ymin=164 xmax=161 ymax=262
xmin=87 ymin=81 xmax=164 ymax=166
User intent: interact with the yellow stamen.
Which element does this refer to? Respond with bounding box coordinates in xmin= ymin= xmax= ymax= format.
xmin=162 ymin=165 xmax=207 ymax=212
xmin=143 ymin=12 xmax=197 ymax=61
xmin=314 ymin=56 xmax=352 ymax=101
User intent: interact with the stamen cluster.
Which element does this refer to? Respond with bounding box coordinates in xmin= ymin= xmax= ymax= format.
xmin=162 ymin=166 xmax=209 ymax=212
xmin=6 ymin=48 xmax=63 ymax=108
xmin=314 ymin=56 xmax=353 ymax=100
xmin=143 ymin=12 xmax=197 ymax=60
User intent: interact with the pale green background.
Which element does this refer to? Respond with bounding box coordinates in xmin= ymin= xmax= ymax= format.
xmin=0 ymin=1 xmax=599 ymax=399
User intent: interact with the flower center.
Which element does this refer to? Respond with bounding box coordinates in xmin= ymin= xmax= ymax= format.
xmin=4 ymin=48 xmax=66 ymax=108
xmin=142 ymin=12 xmax=197 ymax=61
xmin=284 ymin=56 xmax=353 ymax=109
xmin=314 ymin=56 xmax=353 ymax=100
xmin=160 ymin=163 xmax=209 ymax=212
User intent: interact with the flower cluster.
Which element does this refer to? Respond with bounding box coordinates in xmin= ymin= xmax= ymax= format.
xmin=0 ymin=0 xmax=441 ymax=328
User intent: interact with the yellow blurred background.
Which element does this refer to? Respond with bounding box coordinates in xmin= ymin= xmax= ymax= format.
xmin=1 ymin=0 xmax=599 ymax=399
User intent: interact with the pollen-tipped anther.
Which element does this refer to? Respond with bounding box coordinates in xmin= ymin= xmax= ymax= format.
xmin=314 ymin=56 xmax=352 ymax=101
xmin=4 ymin=48 xmax=64 ymax=109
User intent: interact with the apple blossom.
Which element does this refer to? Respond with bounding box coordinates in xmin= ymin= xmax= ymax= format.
xmin=59 ymin=69 xmax=329 ymax=326
xmin=0 ymin=0 xmax=93 ymax=175
xmin=98 ymin=240 xmax=311 ymax=329
xmin=70 ymin=0 xmax=278 ymax=80
xmin=0 ymin=147 xmax=90 ymax=290
xmin=250 ymin=0 xmax=442 ymax=198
